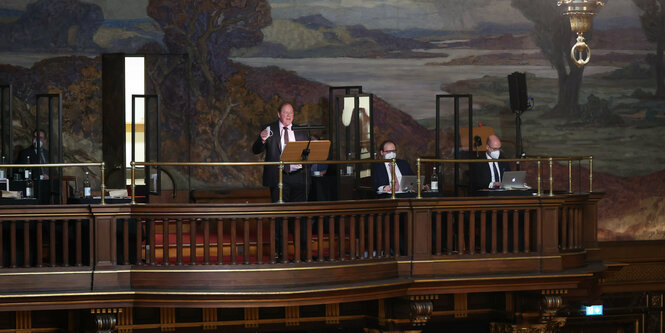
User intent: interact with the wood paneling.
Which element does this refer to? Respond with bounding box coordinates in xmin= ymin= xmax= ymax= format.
xmin=0 ymin=193 xmax=609 ymax=312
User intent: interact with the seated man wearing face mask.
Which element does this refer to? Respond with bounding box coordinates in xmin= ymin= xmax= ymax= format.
xmin=16 ymin=129 xmax=50 ymax=180
xmin=469 ymin=134 xmax=510 ymax=194
xmin=372 ymin=140 xmax=414 ymax=194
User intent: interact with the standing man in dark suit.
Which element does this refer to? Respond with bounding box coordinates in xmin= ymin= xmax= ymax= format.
xmin=16 ymin=129 xmax=49 ymax=180
xmin=252 ymin=103 xmax=307 ymax=202
xmin=372 ymin=140 xmax=414 ymax=193
xmin=470 ymin=134 xmax=510 ymax=194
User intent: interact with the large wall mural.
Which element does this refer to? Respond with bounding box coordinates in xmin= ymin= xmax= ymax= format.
xmin=0 ymin=0 xmax=663 ymax=241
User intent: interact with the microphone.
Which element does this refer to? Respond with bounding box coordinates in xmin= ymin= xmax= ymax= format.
xmin=473 ymin=135 xmax=482 ymax=157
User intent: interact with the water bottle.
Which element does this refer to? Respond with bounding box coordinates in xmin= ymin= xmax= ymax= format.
xmin=0 ymin=155 xmax=6 ymax=179
xmin=83 ymin=171 xmax=91 ymax=198
xmin=24 ymin=155 xmax=31 ymax=179
xmin=431 ymin=167 xmax=439 ymax=191
xmin=25 ymin=171 xmax=34 ymax=198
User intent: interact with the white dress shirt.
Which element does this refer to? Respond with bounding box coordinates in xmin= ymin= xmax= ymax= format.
xmin=377 ymin=162 xmax=403 ymax=193
xmin=486 ymin=153 xmax=501 ymax=188
xmin=279 ymin=121 xmax=301 ymax=172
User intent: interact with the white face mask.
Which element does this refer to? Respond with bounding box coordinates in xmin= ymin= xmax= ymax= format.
xmin=33 ymin=140 xmax=43 ymax=149
xmin=489 ymin=150 xmax=500 ymax=159
xmin=384 ymin=152 xmax=396 ymax=159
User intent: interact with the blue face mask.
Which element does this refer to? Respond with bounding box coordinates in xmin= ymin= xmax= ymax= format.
xmin=33 ymin=140 xmax=43 ymax=149
xmin=384 ymin=152 xmax=396 ymax=159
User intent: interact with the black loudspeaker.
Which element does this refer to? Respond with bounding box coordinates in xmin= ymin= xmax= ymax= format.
xmin=508 ymin=72 xmax=528 ymax=112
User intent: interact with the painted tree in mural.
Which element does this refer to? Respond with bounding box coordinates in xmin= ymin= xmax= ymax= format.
xmin=511 ymin=0 xmax=584 ymax=116
xmin=632 ymin=0 xmax=665 ymax=98
xmin=147 ymin=0 xmax=271 ymax=184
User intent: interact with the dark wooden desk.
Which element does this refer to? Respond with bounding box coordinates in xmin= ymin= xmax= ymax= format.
xmin=375 ymin=190 xmax=445 ymax=199
xmin=9 ymin=179 xmax=52 ymax=204
xmin=67 ymin=197 xmax=131 ymax=204
xmin=473 ymin=188 xmax=537 ymax=197
xmin=0 ymin=197 xmax=40 ymax=205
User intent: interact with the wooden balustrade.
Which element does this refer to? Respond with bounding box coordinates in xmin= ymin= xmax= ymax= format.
xmin=120 ymin=208 xmax=410 ymax=266
xmin=0 ymin=206 xmax=93 ymax=269
xmin=431 ymin=207 xmax=537 ymax=256
xmin=0 ymin=193 xmax=602 ymax=295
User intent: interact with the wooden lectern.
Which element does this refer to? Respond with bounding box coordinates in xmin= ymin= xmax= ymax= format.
xmin=281 ymin=140 xmax=331 ymax=162
xmin=280 ymin=140 xmax=332 ymax=202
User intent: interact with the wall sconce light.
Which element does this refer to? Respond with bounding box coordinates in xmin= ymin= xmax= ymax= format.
xmin=558 ymin=0 xmax=606 ymax=67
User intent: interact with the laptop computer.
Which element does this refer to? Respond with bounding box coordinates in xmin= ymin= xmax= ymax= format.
xmin=399 ymin=175 xmax=425 ymax=192
xmin=501 ymin=171 xmax=528 ymax=189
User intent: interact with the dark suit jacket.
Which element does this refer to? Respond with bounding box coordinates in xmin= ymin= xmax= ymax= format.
xmin=16 ymin=146 xmax=49 ymax=179
xmin=372 ymin=159 xmax=414 ymax=190
xmin=469 ymin=154 xmax=510 ymax=192
xmin=252 ymin=121 xmax=307 ymax=188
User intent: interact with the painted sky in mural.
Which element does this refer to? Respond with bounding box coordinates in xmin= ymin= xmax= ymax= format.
xmin=268 ymin=0 xmax=640 ymax=29
xmin=0 ymin=0 xmax=642 ymax=29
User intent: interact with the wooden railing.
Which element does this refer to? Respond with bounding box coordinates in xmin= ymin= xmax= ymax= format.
xmin=0 ymin=193 xmax=602 ymax=296
xmin=430 ymin=206 xmax=537 ymax=256
xmin=0 ymin=206 xmax=93 ymax=269
xmin=121 ymin=202 xmax=411 ymax=267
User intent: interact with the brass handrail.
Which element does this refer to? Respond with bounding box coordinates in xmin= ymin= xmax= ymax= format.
xmin=131 ymin=155 xmax=594 ymax=203
xmin=131 ymin=160 xmax=393 ymax=204
xmin=0 ymin=162 xmax=106 ymax=204
xmin=416 ymin=156 xmax=594 ymax=198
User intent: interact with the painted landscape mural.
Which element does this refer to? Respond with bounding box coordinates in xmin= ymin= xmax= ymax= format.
xmin=0 ymin=0 xmax=663 ymax=241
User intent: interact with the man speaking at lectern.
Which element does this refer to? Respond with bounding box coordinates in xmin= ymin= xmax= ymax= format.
xmin=252 ymin=103 xmax=307 ymax=202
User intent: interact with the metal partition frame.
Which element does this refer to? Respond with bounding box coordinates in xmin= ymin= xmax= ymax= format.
xmin=337 ymin=93 xmax=374 ymax=188
xmin=0 ymin=85 xmax=12 ymax=170
xmin=328 ymin=86 xmax=363 ymax=200
xmin=131 ymin=94 xmax=160 ymax=198
xmin=435 ymin=94 xmax=472 ymax=196
xmin=328 ymin=86 xmax=362 ymax=161
xmin=35 ymin=93 xmax=63 ymax=203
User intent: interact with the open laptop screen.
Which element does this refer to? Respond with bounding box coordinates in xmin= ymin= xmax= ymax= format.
xmin=399 ymin=175 xmax=424 ymax=192
xmin=501 ymin=171 xmax=527 ymax=189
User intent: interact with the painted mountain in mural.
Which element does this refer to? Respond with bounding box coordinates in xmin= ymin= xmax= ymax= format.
xmin=0 ymin=0 xmax=103 ymax=51
xmin=232 ymin=14 xmax=437 ymax=58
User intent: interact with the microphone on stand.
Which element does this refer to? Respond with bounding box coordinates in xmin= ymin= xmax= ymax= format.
xmin=473 ymin=136 xmax=482 ymax=158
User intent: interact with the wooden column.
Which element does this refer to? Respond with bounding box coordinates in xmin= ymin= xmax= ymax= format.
xmin=583 ymin=193 xmax=603 ymax=250
xmin=412 ymin=208 xmax=431 ymax=260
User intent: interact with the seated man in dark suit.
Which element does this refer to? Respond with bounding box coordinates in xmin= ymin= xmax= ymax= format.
xmin=469 ymin=134 xmax=510 ymax=194
xmin=372 ymin=140 xmax=414 ymax=193
xmin=16 ymin=129 xmax=50 ymax=180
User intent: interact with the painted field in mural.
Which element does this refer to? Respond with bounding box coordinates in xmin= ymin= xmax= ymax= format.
xmin=0 ymin=0 xmax=663 ymax=240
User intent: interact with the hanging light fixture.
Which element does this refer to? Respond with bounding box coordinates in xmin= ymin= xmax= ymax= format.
xmin=558 ymin=0 xmax=606 ymax=67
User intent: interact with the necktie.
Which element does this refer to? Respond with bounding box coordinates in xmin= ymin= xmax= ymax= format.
xmin=492 ymin=162 xmax=501 ymax=183
xmin=283 ymin=127 xmax=290 ymax=172
xmin=36 ymin=150 xmax=46 ymax=176
xmin=283 ymin=126 xmax=289 ymax=146
xmin=390 ymin=163 xmax=400 ymax=191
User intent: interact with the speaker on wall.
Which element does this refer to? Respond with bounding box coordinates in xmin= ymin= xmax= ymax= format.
xmin=508 ymin=72 xmax=528 ymax=112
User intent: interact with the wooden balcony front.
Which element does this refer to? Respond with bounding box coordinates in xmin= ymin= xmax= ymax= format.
xmin=0 ymin=192 xmax=604 ymax=313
